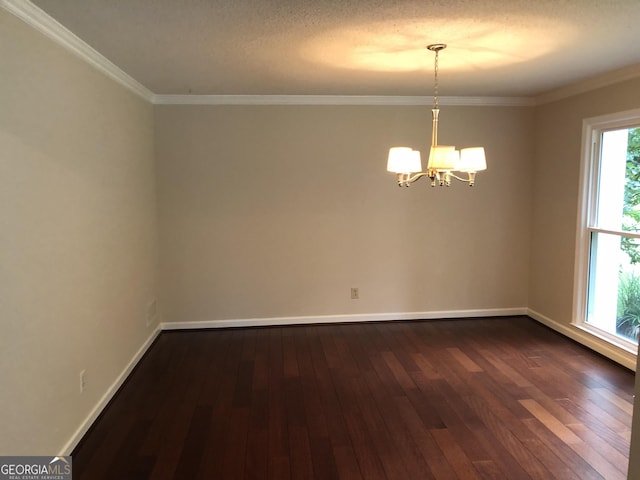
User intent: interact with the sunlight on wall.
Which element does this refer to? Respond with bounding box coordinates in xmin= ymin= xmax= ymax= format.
xmin=303 ymin=17 xmax=575 ymax=72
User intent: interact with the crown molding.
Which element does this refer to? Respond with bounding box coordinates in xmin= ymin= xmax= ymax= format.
xmin=152 ymin=94 xmax=535 ymax=107
xmin=1 ymin=0 xmax=154 ymax=102
xmin=535 ymin=63 xmax=640 ymax=105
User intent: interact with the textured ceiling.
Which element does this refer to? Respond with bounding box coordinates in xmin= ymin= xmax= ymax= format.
xmin=27 ymin=0 xmax=640 ymax=97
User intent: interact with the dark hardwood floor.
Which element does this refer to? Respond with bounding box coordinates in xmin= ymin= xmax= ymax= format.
xmin=71 ymin=316 xmax=635 ymax=479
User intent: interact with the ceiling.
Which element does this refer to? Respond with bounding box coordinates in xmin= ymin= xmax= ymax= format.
xmin=26 ymin=0 xmax=640 ymax=97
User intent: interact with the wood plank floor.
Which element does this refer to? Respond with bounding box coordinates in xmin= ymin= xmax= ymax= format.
xmin=71 ymin=316 xmax=635 ymax=479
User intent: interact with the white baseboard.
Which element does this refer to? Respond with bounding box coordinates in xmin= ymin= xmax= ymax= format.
xmin=527 ymin=308 xmax=638 ymax=371
xmin=59 ymin=326 xmax=162 ymax=455
xmin=161 ymin=307 xmax=528 ymax=331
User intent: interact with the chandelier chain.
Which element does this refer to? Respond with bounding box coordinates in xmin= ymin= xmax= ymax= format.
xmin=434 ymin=48 xmax=439 ymax=110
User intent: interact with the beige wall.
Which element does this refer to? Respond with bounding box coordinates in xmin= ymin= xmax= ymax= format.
xmin=0 ymin=10 xmax=158 ymax=454
xmin=155 ymin=104 xmax=533 ymax=323
xmin=529 ymin=78 xmax=640 ymax=324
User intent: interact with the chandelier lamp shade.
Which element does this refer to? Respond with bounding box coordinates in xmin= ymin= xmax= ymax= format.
xmin=387 ymin=44 xmax=487 ymax=187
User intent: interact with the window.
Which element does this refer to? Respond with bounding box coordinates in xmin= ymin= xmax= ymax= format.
xmin=574 ymin=109 xmax=640 ymax=351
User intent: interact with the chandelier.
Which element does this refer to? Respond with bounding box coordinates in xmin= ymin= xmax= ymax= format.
xmin=387 ymin=44 xmax=487 ymax=187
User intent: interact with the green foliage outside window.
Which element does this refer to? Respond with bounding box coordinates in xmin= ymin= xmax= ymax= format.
xmin=617 ymin=128 xmax=640 ymax=341
xmin=621 ymin=128 xmax=640 ymax=262
xmin=617 ymin=271 xmax=640 ymax=341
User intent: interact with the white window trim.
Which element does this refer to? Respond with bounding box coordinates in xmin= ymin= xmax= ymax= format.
xmin=573 ymin=108 xmax=640 ymax=355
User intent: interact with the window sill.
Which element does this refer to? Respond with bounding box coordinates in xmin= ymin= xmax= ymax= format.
xmin=573 ymin=322 xmax=638 ymax=356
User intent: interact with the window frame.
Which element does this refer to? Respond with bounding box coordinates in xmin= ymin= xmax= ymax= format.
xmin=573 ymin=108 xmax=640 ymax=354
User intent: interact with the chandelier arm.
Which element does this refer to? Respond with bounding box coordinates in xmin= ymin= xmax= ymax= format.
xmin=407 ymin=172 xmax=434 ymax=184
xmin=396 ymin=171 xmax=478 ymax=187
xmin=395 ymin=172 xmax=434 ymax=186
xmin=448 ymin=173 xmax=469 ymax=182
xmin=449 ymin=172 xmax=478 ymax=186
